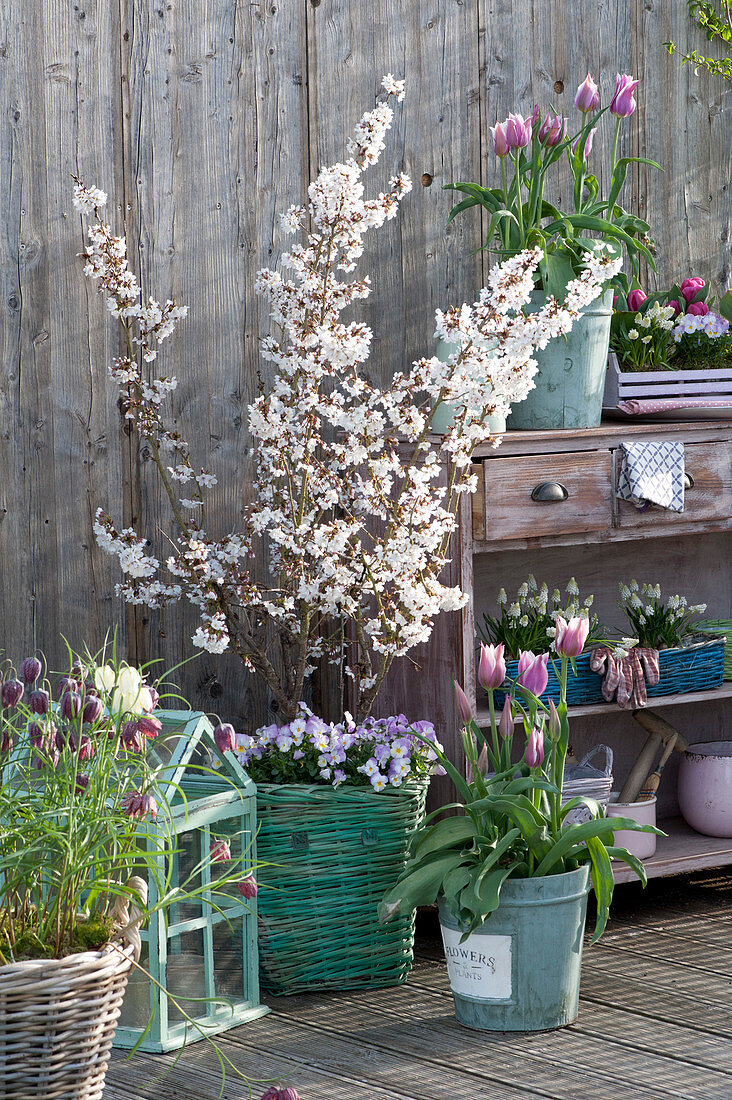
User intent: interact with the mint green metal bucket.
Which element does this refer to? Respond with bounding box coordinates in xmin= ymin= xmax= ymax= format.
xmin=438 ymin=864 xmax=590 ymax=1031
xmin=507 ymin=289 xmax=613 ymax=430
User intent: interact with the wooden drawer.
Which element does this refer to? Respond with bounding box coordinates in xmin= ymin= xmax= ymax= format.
xmin=615 ymin=441 xmax=732 ymax=530
xmin=477 ymin=450 xmax=613 ymax=542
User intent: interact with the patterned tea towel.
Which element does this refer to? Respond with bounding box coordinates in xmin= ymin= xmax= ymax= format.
xmin=616 ymin=441 xmax=685 ymax=512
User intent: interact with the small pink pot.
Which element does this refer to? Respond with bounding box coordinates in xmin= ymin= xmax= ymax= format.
xmin=606 ymin=793 xmax=657 ymax=859
xmin=678 ymin=741 xmax=732 ymax=838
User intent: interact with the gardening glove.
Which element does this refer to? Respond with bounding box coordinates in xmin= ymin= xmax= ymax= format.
xmin=637 ymin=647 xmax=660 ymax=687
xmin=627 ymin=649 xmax=648 ymax=709
xmin=590 ymin=647 xmax=622 ymax=702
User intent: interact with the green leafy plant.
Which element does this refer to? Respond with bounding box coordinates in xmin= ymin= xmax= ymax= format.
xmin=380 ymin=630 xmax=659 ymax=941
xmin=0 ymin=644 xmax=254 ymax=965
xmin=618 ymin=581 xmax=708 ymax=649
xmin=666 ymin=2 xmax=732 ymax=83
xmin=611 ymin=274 xmax=732 ymax=372
xmin=445 ymin=72 xmax=659 ymax=297
xmin=479 ymin=575 xmax=603 ymax=659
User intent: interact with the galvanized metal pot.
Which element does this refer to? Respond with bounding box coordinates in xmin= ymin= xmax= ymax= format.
xmin=438 ymin=864 xmax=590 ymax=1031
xmin=507 ymin=289 xmax=613 ymax=430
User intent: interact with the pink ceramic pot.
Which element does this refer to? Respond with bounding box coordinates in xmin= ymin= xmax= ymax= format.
xmin=678 ymin=741 xmax=732 ymax=838
xmin=607 ymin=794 xmax=657 ymax=859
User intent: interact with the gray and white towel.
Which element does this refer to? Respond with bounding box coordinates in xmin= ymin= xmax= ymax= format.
xmin=616 ymin=441 xmax=685 ymax=513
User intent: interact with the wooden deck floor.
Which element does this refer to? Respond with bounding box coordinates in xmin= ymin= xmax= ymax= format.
xmin=106 ymin=869 xmax=732 ymax=1100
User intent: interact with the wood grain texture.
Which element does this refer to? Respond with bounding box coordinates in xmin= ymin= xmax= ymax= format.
xmin=1 ymin=2 xmax=732 ymax=734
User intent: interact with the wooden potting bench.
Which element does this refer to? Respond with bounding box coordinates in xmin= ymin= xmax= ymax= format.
xmin=380 ymin=418 xmax=732 ymax=881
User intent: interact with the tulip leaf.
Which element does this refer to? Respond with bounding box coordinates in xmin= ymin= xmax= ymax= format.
xmin=412 ymin=815 xmax=479 ymax=861
xmin=379 ymin=852 xmax=461 ymax=921
xmin=719 ymin=290 xmax=732 ymax=324
xmin=585 ymin=834 xmax=613 ymax=943
xmin=605 ymin=846 xmax=648 ymax=887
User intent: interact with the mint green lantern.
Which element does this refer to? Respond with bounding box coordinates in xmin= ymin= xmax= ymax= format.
xmin=114 ymin=710 xmax=267 ymax=1052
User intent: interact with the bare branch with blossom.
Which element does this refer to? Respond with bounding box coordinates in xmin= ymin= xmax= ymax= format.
xmin=76 ymin=74 xmax=620 ymax=721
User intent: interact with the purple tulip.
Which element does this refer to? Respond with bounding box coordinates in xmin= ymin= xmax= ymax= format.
xmin=538 ymin=112 xmax=566 ymax=147
xmin=21 ymin=657 xmax=42 ymax=685
xmin=454 ymin=681 xmax=473 ymax=723
xmin=499 ymin=696 xmax=513 ymax=740
xmin=681 ymin=276 xmax=705 ymax=303
xmin=525 ymin=726 xmax=545 ymax=768
xmin=627 ymin=288 xmax=647 ymax=312
xmin=553 ymin=615 xmax=590 ymax=658
xmin=688 ymin=301 xmax=710 ymax=316
xmin=505 ymin=112 xmax=532 ymax=149
xmin=477 ymin=643 xmax=506 ymax=692
xmin=82 ymin=695 xmax=104 ymax=725
xmin=29 ymin=689 xmax=50 ymax=715
xmin=575 ymin=72 xmax=600 ymax=113
xmin=609 ymin=73 xmax=640 ymax=118
xmin=214 ymin=722 xmax=237 ymax=753
xmin=516 ymin=651 xmax=549 ymax=698
xmin=528 ymin=103 xmax=540 ymax=129
xmin=60 ymin=690 xmax=82 ymax=721
xmin=572 ymin=126 xmax=597 ymax=161
xmin=668 ymin=299 xmax=682 ymax=317
xmin=2 ymin=679 xmax=24 ymax=709
xmin=491 ymin=121 xmax=510 ymax=157
xmin=237 ymin=875 xmax=259 ymax=899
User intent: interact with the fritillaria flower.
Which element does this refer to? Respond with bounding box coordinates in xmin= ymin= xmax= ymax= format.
xmin=214 ymin=722 xmax=236 ymax=753
xmin=237 ymin=875 xmax=258 ymax=899
xmin=121 ymin=790 xmax=158 ymax=820
xmin=2 ymin=679 xmax=24 ymax=708
xmin=21 ymin=657 xmax=42 ymax=685
xmin=210 ymin=839 xmax=232 ymax=863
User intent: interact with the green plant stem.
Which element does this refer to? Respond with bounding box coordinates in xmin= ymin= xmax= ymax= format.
xmin=487 ymin=690 xmax=501 ymax=773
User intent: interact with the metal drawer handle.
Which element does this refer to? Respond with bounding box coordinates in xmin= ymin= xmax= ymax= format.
xmin=684 ymin=472 xmax=694 ymax=490
xmin=531 ymin=481 xmax=569 ymax=503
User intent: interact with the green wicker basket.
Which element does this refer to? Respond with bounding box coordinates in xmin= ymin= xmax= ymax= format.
xmin=697 ymin=620 xmax=732 ymax=680
xmin=255 ymin=780 xmax=428 ymax=994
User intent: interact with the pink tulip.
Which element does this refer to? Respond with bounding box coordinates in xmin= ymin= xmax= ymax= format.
xmin=478 ymin=643 xmax=506 ymax=691
xmin=668 ymin=299 xmax=682 ymax=317
xmin=681 ymin=277 xmax=705 ymax=303
xmin=575 ymin=72 xmax=600 ymax=113
xmin=491 ymin=121 xmax=510 ymax=157
xmin=572 ymin=126 xmax=597 ymax=160
xmin=627 ymin=288 xmax=647 ymax=312
xmin=553 ymin=615 xmax=590 ymax=658
xmin=516 ymin=651 xmax=549 ymax=698
xmin=538 ymin=113 xmax=567 ymax=147
xmin=547 ymin=701 xmax=561 ymax=743
xmin=525 ymin=726 xmax=545 ymax=768
xmin=528 ymin=103 xmax=540 ymax=129
xmin=499 ymin=695 xmax=513 ymax=740
xmin=505 ymin=112 xmax=532 ymax=149
xmin=454 ymin=681 xmax=473 ymax=723
xmin=687 ymin=301 xmax=709 ymax=316
xmin=609 ymin=73 xmax=640 ymax=118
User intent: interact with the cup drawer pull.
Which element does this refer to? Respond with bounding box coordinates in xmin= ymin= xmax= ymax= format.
xmin=531 ymin=481 xmax=569 ymax=503
xmin=684 ymin=472 xmax=695 ymax=490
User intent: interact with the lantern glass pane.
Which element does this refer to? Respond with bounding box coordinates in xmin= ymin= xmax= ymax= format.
xmin=166 ymin=927 xmax=207 ymax=1023
xmin=212 ymin=919 xmax=245 ymax=1000
xmin=118 ymin=939 xmax=152 ymax=1029
xmin=170 ymin=827 xmax=203 ymax=922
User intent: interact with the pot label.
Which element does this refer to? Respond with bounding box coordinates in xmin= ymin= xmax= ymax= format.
xmin=440 ymin=926 xmax=512 ymax=1000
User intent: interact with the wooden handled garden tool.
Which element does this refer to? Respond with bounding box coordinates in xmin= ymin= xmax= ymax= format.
xmin=638 ymin=733 xmax=678 ymax=801
xmin=618 ymin=710 xmax=688 ymax=804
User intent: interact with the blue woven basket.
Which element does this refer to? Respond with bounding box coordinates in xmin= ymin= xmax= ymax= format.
xmin=491 ymin=636 xmax=725 ymax=709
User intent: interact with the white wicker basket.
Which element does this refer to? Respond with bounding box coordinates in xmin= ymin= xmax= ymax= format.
xmin=562 ymin=744 xmax=614 ymax=824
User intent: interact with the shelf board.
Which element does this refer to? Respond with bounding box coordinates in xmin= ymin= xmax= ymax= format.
xmin=612 ymin=816 xmax=732 ymax=883
xmin=475 ymin=683 xmax=732 ymax=726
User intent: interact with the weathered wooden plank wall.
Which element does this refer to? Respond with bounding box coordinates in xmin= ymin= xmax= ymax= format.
xmin=0 ymin=0 xmax=730 ymax=735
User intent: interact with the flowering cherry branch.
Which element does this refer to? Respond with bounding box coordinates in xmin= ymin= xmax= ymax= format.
xmin=76 ymin=75 xmax=620 ymax=722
